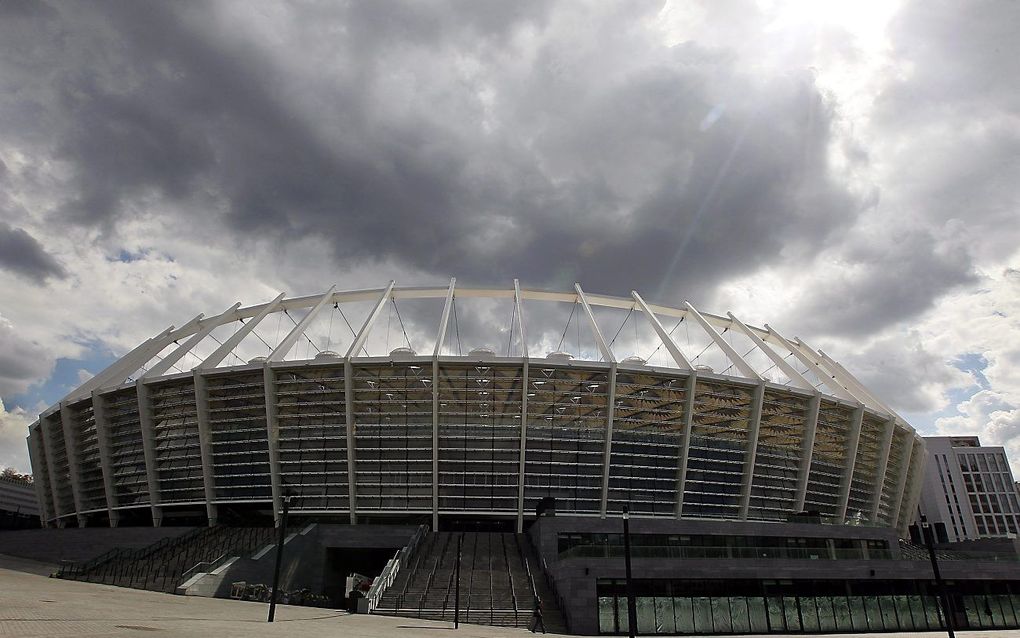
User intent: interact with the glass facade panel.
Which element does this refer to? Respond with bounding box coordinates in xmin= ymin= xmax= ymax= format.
xmin=692 ymin=597 xmax=712 ymax=634
xmin=747 ymin=596 xmax=769 ymax=633
xmin=636 ymin=596 xmax=657 ymax=634
xmin=893 ymin=595 xmax=913 ymax=630
xmin=607 ymin=371 xmax=689 ymax=517
xmin=729 ymin=597 xmax=751 ymax=634
xmin=523 ymin=365 xmax=606 ymax=514
xmin=653 ymin=596 xmax=675 ymax=634
xmin=907 ymin=595 xmax=928 ymax=630
xmin=358 ymin=364 xmax=433 ymax=511
xmin=799 ymin=597 xmax=819 ymax=632
xmin=832 ymin=596 xmax=853 ymax=631
xmin=782 ymin=596 xmax=801 ymax=632
xmin=710 ymin=597 xmax=731 ymax=633
xmin=276 ymin=365 xmax=349 ymax=511
xmin=878 ymin=596 xmax=898 ymax=630
xmin=206 ymin=371 xmax=272 ymax=503
xmin=599 ymin=596 xmax=616 ymax=634
xmin=674 ymin=597 xmax=694 ymax=634
xmin=766 ymin=597 xmax=785 ymax=632
xmin=149 ymin=379 xmax=205 ymax=504
xmin=816 ymin=596 xmax=836 ymax=632
xmin=748 ymin=390 xmax=809 ymax=520
xmin=597 ymin=577 xmax=1020 ymax=634
xmin=864 ymin=596 xmax=883 ymax=630
xmin=684 ymin=380 xmax=754 ymax=519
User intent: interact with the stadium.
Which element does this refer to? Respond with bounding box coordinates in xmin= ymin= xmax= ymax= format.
xmin=30 ymin=282 xmax=1020 ymax=636
xmin=27 ymin=281 xmax=922 ymax=532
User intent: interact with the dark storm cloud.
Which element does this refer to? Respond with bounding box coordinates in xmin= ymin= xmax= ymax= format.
xmin=0 ymin=222 xmax=66 ymax=283
xmin=793 ymin=229 xmax=976 ymax=337
xmin=775 ymin=0 xmax=1017 ymax=338
xmin=0 ymin=316 xmax=53 ymax=396
xmin=1 ymin=1 xmax=864 ymax=304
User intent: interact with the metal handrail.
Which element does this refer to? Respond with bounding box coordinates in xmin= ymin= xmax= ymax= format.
xmin=502 ymin=533 xmax=519 ymax=625
xmin=419 ymin=533 xmax=451 ymax=616
xmin=397 ymin=530 xmax=437 ymax=609
xmin=180 ymin=548 xmax=237 ymax=581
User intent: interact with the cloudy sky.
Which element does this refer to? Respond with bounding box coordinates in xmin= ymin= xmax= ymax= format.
xmin=0 ymin=0 xmax=1017 ymax=474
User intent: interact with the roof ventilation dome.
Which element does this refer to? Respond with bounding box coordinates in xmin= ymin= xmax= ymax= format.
xmin=546 ymin=351 xmax=574 ymax=362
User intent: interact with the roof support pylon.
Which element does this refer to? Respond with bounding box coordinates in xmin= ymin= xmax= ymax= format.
xmin=575 ymin=283 xmax=615 ymax=364
xmin=514 ymin=279 xmax=528 ymax=359
xmin=346 ymin=282 xmax=395 ymax=359
xmin=268 ymin=289 xmax=331 ymax=362
xmin=144 ymin=311 xmax=219 ymax=378
xmin=684 ymin=302 xmax=759 ymax=380
xmin=632 ymin=291 xmax=692 ymax=369
xmin=69 ymin=325 xmax=176 ymax=401
xmin=726 ymin=312 xmax=814 ymax=391
xmin=763 ymin=325 xmax=857 ymax=402
xmin=202 ymin=295 xmax=286 ymax=368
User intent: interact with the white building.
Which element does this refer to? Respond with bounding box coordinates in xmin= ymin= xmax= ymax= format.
xmin=0 ymin=472 xmax=39 ymax=518
xmin=917 ymin=436 xmax=1020 ymax=541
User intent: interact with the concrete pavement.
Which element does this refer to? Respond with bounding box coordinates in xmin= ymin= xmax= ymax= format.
xmin=1 ymin=557 xmax=1019 ymax=638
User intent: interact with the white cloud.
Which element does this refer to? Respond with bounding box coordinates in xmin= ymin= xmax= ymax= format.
xmin=0 ymin=398 xmax=32 ymax=473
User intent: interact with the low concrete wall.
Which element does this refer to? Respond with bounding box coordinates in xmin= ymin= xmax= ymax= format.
xmin=528 ymin=516 xmax=1020 ymax=635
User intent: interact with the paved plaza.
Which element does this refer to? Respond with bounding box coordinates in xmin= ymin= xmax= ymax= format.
xmin=0 ymin=554 xmax=1018 ymax=638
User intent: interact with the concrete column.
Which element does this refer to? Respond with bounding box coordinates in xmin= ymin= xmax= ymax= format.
xmin=737 ymin=381 xmax=767 ymax=519
xmin=890 ymin=435 xmax=916 ymax=531
xmin=835 ymin=405 xmax=865 ymax=522
xmin=792 ymin=394 xmax=821 ymax=512
xmin=868 ymin=418 xmax=896 ymax=522
xmin=135 ymin=380 xmax=163 ymax=527
xmin=263 ymin=365 xmax=283 ymax=524
xmin=896 ymin=437 xmax=926 ymax=534
xmin=431 ymin=359 xmax=440 ymax=530
xmin=39 ymin=414 xmax=65 ymax=523
xmin=674 ymin=372 xmax=698 ymax=518
xmin=57 ymin=403 xmax=87 ymax=526
xmin=599 ymin=364 xmax=618 ymax=518
xmin=192 ymin=372 xmax=219 ymax=526
xmin=516 ymin=361 xmax=529 ymax=533
xmin=91 ymin=391 xmax=121 ymax=527
xmin=26 ymin=428 xmax=53 ymax=527
xmin=345 ymin=360 xmax=358 ymax=524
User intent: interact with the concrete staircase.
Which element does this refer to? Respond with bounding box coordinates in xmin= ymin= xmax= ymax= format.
xmin=57 ymin=525 xmax=276 ymax=593
xmin=373 ymin=531 xmax=565 ymax=632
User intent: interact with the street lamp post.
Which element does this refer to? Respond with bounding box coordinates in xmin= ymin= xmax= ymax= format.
xmin=267 ymin=493 xmax=292 ymax=623
xmin=622 ymin=505 xmax=637 ymax=638
xmin=454 ymin=534 xmax=463 ymax=628
xmin=921 ymin=515 xmax=956 ymax=638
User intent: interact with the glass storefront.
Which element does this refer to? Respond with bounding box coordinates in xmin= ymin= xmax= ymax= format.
xmin=597 ymin=578 xmax=1020 ymax=634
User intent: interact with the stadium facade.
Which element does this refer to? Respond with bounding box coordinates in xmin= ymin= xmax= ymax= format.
xmin=26 ymin=281 xmax=924 ymax=532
